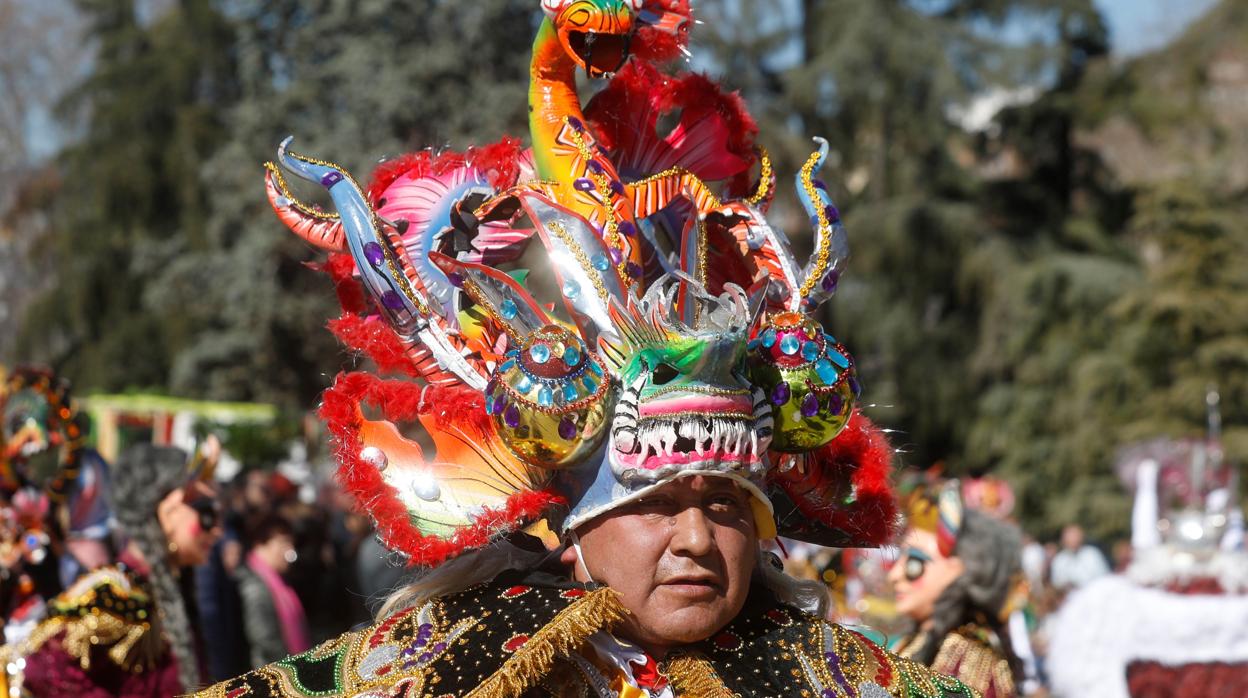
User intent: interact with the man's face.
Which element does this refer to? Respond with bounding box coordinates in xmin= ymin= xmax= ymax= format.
xmin=563 ymin=475 xmax=758 ymax=657
xmin=887 ymin=528 xmax=964 ymax=622
xmin=1061 ymin=525 xmax=1083 ymax=551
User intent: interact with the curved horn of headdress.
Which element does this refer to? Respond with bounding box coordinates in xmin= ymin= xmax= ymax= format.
xmin=264 ymin=161 xmax=346 ymax=252
xmin=274 ymin=137 xmax=487 ymax=390
xmin=794 ymin=137 xmax=850 ymax=311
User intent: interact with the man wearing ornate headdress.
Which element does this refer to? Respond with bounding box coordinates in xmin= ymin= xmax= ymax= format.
xmin=201 ymin=2 xmax=978 ymax=696
xmin=888 ymin=482 xmax=1023 ymax=698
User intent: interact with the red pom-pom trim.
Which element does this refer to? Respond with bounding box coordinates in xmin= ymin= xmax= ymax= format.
xmin=366 ymin=137 xmax=527 ymax=205
xmin=319 ymin=372 xmax=564 ymax=567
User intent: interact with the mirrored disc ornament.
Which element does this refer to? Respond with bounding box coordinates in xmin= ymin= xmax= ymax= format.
xmin=747 ymin=312 xmax=856 ymax=452
xmin=486 ymin=324 xmax=614 ymax=468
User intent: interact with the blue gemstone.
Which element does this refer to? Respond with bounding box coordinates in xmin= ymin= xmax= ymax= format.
xmin=562 ymin=383 xmax=579 ymax=403
xmin=563 ymin=280 xmax=581 ymax=299
xmin=824 ymin=333 xmax=838 ymax=345
xmin=582 ymin=377 xmax=598 ymax=394
xmin=500 ymin=359 xmax=516 ymax=372
xmin=563 ymin=346 xmax=581 ymax=367
xmin=829 ymin=350 xmax=850 ymax=369
xmin=538 ymin=386 xmax=554 ymax=407
xmin=515 ymin=375 xmax=532 ymax=394
xmin=748 ymin=339 xmax=760 ymax=351
xmin=588 ymin=361 xmax=603 ymax=377
xmin=780 ymin=335 xmax=800 ymax=356
xmin=484 ymin=394 xmax=497 ymax=415
xmin=500 ymin=298 xmax=518 ymax=320
xmin=815 ymin=359 xmax=839 ymax=384
xmin=618 ymin=221 xmax=636 ymax=237
xmin=592 ymin=254 xmax=611 ymax=271
xmin=771 ymin=383 xmax=791 ymax=406
xmin=529 ymin=344 xmax=551 ymax=364
xmin=363 ymin=242 xmax=385 ymax=267
xmin=574 ymin=178 xmax=595 ymax=192
xmin=801 ymin=341 xmax=820 ymax=362
xmin=761 ymin=328 xmax=777 ymax=348
xmin=320 ymin=171 xmax=344 ymax=187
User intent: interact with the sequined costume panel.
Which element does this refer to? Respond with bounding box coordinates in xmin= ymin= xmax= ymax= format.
xmin=198 ymin=579 xmax=976 ymax=698
xmin=666 ymin=602 xmax=979 ymax=698
xmin=195 ymin=578 xmax=627 ymax=698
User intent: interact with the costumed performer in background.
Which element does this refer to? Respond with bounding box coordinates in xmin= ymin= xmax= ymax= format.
xmin=889 ymin=481 xmax=1023 ymax=697
xmin=18 ymin=443 xmax=223 ymax=696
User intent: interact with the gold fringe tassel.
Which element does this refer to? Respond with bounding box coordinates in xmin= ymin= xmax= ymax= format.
xmin=466 ymin=587 xmax=629 ymax=698
xmin=666 ymin=655 xmax=738 ymax=698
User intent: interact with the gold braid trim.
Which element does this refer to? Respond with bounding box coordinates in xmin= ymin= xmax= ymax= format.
xmin=465 ymin=587 xmax=628 ymax=698
xmin=665 ymin=655 xmax=738 ymax=698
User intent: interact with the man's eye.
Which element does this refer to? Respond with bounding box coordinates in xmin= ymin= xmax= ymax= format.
xmin=708 ymin=494 xmax=747 ymax=512
xmin=632 ymin=497 xmax=676 ymax=515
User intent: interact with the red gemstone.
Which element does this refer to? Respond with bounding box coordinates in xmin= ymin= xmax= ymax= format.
xmin=561 ymin=588 xmax=586 ymax=599
xmin=713 ymin=631 xmax=741 ymax=650
xmin=502 ymin=585 xmax=530 ymax=598
xmin=504 ymin=634 xmax=530 ymax=652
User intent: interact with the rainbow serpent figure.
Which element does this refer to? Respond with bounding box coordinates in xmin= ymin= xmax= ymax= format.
xmin=263 ymin=0 xmax=891 ymax=565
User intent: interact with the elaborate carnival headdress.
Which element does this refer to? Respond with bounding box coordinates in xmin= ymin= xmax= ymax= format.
xmin=265 ymin=0 xmax=899 ymax=566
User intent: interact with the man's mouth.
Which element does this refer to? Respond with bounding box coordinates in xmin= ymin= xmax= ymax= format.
xmin=658 ymin=574 xmax=722 ymax=594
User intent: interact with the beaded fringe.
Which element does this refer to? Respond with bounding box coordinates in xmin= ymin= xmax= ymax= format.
xmin=466 ymin=587 xmax=628 ymax=698
xmin=666 ymin=655 xmax=737 ymax=698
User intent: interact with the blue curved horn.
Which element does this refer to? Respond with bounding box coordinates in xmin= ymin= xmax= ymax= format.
xmin=276 ymin=137 xmax=427 ymax=335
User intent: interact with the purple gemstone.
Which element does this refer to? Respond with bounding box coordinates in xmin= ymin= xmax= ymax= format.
xmin=558 ymin=416 xmax=577 ymax=440
xmin=320 ymin=171 xmax=344 ymax=187
xmin=381 ymin=290 xmax=405 ymax=310
xmin=504 ymin=404 xmax=521 ymax=429
xmin=618 ymin=221 xmax=636 ymax=237
xmin=824 ymin=203 xmax=840 ymax=221
xmin=770 ymin=383 xmax=791 ymax=406
xmin=813 ymin=179 xmax=827 ymax=191
xmin=827 ymin=393 xmax=844 ymax=414
xmin=849 ymin=376 xmax=862 ymax=397
xmin=447 ymin=271 xmax=464 ymax=288
xmin=587 ymin=160 xmax=605 ymax=174
xmin=821 ymin=270 xmax=839 ymax=293
xmin=610 ymin=180 xmax=626 ymax=196
xmin=608 ymin=246 xmax=624 ymax=264
xmin=574 ymin=178 xmax=596 ymax=192
xmin=800 ymin=392 xmax=819 ymax=417
xmin=363 ymin=241 xmax=385 ymax=267
xmin=418 ymin=652 xmax=433 ymax=663
xmin=433 ymin=642 xmax=447 ymax=652
xmin=625 ymin=262 xmax=643 ymax=279
xmin=822 ymin=691 xmax=836 ymax=698
xmin=567 ymin=116 xmax=584 ymax=132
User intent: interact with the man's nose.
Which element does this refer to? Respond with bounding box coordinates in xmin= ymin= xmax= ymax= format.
xmin=670 ymin=506 xmax=716 ymax=557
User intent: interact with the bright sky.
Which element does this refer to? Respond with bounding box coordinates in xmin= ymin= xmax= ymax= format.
xmin=1094 ymin=0 xmax=1221 ymax=56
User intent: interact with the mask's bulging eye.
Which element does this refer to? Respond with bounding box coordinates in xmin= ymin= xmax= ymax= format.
xmin=651 ymin=362 xmax=680 ymax=386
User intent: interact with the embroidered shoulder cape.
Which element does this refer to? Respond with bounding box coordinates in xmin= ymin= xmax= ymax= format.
xmin=894 ymin=626 xmax=1014 ymax=698
xmin=198 ymin=577 xmax=977 ymax=698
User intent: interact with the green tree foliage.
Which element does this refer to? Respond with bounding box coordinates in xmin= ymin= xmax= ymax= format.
xmin=16 ymin=0 xmax=237 ymax=392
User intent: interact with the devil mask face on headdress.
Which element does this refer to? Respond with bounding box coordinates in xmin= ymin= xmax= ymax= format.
xmin=263 ymin=0 xmax=897 ymax=566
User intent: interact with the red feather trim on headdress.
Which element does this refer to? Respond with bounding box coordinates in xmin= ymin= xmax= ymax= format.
xmin=770 ymin=411 xmax=899 ymax=547
xmin=320 ymin=372 xmax=564 ymax=567
xmin=366 ymin=137 xmax=527 ymax=205
xmin=586 ymin=60 xmax=758 ymax=192
xmin=631 ymin=0 xmax=692 ymax=64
